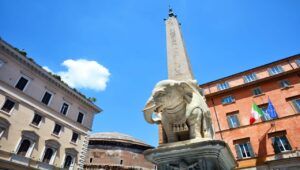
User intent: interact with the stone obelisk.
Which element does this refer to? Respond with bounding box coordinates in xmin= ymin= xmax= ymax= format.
xmin=143 ymin=8 xmax=236 ymax=170
xmin=166 ymin=8 xmax=194 ymax=81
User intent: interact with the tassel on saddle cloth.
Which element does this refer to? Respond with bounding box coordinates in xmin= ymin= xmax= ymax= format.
xmin=171 ymin=123 xmax=189 ymax=133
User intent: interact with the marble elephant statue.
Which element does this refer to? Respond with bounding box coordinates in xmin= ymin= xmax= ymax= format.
xmin=143 ymin=80 xmax=214 ymax=143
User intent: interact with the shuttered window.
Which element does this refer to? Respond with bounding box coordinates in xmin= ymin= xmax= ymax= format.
xmin=292 ymin=98 xmax=300 ymax=113
xmin=268 ymin=65 xmax=283 ymax=76
xmin=217 ymin=82 xmax=230 ymax=91
xmin=243 ymin=73 xmax=257 ymax=83
xmin=227 ymin=114 xmax=240 ymax=128
xmin=271 ymin=136 xmax=292 ymax=154
xmin=222 ymin=96 xmax=235 ymax=105
xmin=252 ymin=87 xmax=262 ymax=96
xmin=235 ymin=141 xmax=254 ymax=159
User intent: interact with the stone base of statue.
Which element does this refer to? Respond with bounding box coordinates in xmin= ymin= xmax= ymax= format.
xmin=144 ymin=139 xmax=236 ymax=170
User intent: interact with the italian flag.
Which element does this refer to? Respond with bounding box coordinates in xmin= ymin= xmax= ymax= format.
xmin=250 ymin=103 xmax=264 ymax=125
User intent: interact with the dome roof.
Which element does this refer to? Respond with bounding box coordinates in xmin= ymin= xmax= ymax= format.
xmin=89 ymin=132 xmax=152 ymax=147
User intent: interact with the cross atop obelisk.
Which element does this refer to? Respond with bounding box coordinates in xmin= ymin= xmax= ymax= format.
xmin=165 ymin=8 xmax=194 ymax=81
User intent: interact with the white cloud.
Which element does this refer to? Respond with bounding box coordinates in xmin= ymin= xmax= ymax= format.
xmin=42 ymin=66 xmax=53 ymax=73
xmin=44 ymin=59 xmax=110 ymax=91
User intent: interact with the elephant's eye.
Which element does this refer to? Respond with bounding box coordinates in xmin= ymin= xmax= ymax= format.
xmin=155 ymin=92 xmax=165 ymax=98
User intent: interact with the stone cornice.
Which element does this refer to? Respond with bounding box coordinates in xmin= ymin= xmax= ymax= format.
xmin=0 ymin=38 xmax=101 ymax=113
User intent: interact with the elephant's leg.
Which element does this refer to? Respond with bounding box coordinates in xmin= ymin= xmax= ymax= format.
xmin=188 ymin=108 xmax=202 ymax=139
xmin=202 ymin=112 xmax=213 ymax=138
xmin=162 ymin=123 xmax=177 ymax=143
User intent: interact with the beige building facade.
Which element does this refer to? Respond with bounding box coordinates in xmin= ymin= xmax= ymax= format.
xmin=0 ymin=38 xmax=101 ymax=169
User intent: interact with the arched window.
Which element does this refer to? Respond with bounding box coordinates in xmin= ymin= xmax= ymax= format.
xmin=42 ymin=148 xmax=54 ymax=163
xmin=64 ymin=155 xmax=73 ymax=168
xmin=17 ymin=139 xmax=31 ymax=156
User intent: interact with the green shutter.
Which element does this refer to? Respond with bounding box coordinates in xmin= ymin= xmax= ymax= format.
xmin=292 ymin=100 xmax=300 ymax=113
xmin=243 ymin=76 xmax=247 ymax=83
xmin=247 ymin=142 xmax=255 ymax=157
xmin=235 ymin=144 xmax=242 ymax=159
xmin=227 ymin=116 xmax=233 ymax=128
xmin=283 ymin=136 xmax=292 ymax=150
xmin=278 ymin=66 xmax=284 ymax=72
xmin=271 ymin=137 xmax=281 ymax=154
xmin=268 ymin=68 xmax=273 ymax=76
xmin=235 ymin=115 xmax=240 ymax=127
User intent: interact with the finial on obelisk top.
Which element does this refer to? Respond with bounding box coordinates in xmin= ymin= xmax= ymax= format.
xmin=165 ymin=8 xmax=194 ymax=81
xmin=168 ymin=6 xmax=176 ymax=17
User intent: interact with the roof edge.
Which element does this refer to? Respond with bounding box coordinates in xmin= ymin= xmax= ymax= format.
xmin=0 ymin=37 xmax=102 ymax=113
xmin=200 ymin=53 xmax=300 ymax=86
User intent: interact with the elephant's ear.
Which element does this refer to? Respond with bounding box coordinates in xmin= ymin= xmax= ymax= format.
xmin=180 ymin=82 xmax=193 ymax=103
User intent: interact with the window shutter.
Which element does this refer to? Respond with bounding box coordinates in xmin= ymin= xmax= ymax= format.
xmin=292 ymin=100 xmax=300 ymax=113
xmin=243 ymin=76 xmax=247 ymax=83
xmin=235 ymin=144 xmax=242 ymax=159
xmin=283 ymin=136 xmax=292 ymax=150
xmin=253 ymin=73 xmax=258 ymax=80
xmin=268 ymin=68 xmax=273 ymax=76
xmin=230 ymin=96 xmax=235 ymax=102
xmin=217 ymin=84 xmax=221 ymax=91
xmin=271 ymin=137 xmax=281 ymax=154
xmin=225 ymin=82 xmax=229 ymax=88
xmin=247 ymin=142 xmax=255 ymax=157
xmin=227 ymin=116 xmax=233 ymax=128
xmin=277 ymin=65 xmax=283 ymax=73
xmin=235 ymin=115 xmax=240 ymax=127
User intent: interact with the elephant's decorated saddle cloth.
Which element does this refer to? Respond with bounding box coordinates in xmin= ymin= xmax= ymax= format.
xmin=171 ymin=123 xmax=188 ymax=133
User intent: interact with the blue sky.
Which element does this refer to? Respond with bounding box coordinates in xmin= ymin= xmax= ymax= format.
xmin=0 ymin=0 xmax=299 ymax=146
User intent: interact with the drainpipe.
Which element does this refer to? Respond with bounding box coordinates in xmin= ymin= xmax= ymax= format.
xmin=211 ymin=98 xmax=223 ymax=140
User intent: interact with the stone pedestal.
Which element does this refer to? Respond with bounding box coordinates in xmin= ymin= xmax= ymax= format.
xmin=144 ymin=139 xmax=236 ymax=170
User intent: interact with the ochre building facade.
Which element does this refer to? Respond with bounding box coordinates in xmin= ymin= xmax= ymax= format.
xmin=0 ymin=38 xmax=101 ymax=169
xmin=200 ymin=54 xmax=300 ymax=169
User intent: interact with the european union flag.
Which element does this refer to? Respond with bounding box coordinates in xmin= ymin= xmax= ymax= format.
xmin=266 ymin=98 xmax=278 ymax=119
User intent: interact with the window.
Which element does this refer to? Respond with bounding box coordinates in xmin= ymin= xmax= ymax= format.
xmin=41 ymin=91 xmax=52 ymax=105
xmin=252 ymin=87 xmax=262 ymax=96
xmin=77 ymin=112 xmax=84 ymax=124
xmin=235 ymin=141 xmax=254 ymax=159
xmin=217 ymin=82 xmax=230 ymax=91
xmin=272 ymin=136 xmax=292 ymax=154
xmin=259 ymin=106 xmax=276 ymax=121
xmin=292 ymin=98 xmax=300 ymax=113
xmin=0 ymin=127 xmax=4 ymax=139
xmin=41 ymin=139 xmax=59 ymax=165
xmin=31 ymin=113 xmax=42 ymax=126
xmin=90 ymin=158 xmax=93 ymax=163
xmin=0 ymin=118 xmax=9 ymax=139
xmin=295 ymin=59 xmax=300 ymax=67
xmin=120 ymin=160 xmax=123 ymax=165
xmin=52 ymin=124 xmax=62 ymax=136
xmin=279 ymin=80 xmax=291 ymax=88
xmin=16 ymin=131 xmax=38 ymax=158
xmin=64 ymin=155 xmax=74 ymax=168
xmin=1 ymin=99 xmax=15 ymax=113
xmin=15 ymin=76 xmax=29 ymax=91
xmin=42 ymin=148 xmax=54 ymax=164
xmin=0 ymin=59 xmax=4 ymax=68
xmin=17 ymin=139 xmax=31 ymax=157
xmin=227 ymin=114 xmax=240 ymax=128
xmin=60 ymin=103 xmax=69 ymax=115
xmin=71 ymin=132 xmax=79 ymax=143
xmin=222 ymin=96 xmax=235 ymax=104
xmin=268 ymin=66 xmax=283 ymax=76
xmin=244 ymin=73 xmax=257 ymax=83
